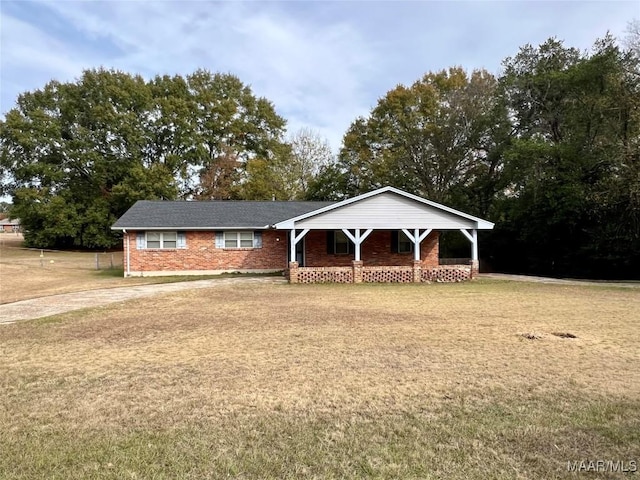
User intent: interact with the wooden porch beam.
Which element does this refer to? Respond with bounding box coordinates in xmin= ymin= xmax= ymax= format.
xmin=418 ymin=228 xmax=432 ymax=243
xmin=341 ymin=228 xmax=372 ymax=262
xmin=401 ymin=228 xmax=415 ymax=243
xmin=459 ymin=228 xmax=473 ymax=243
xmin=294 ymin=228 xmax=309 ymax=244
xmin=402 ymin=228 xmax=433 ymax=261
xmin=459 ymin=228 xmax=478 ymax=261
xmin=341 ymin=228 xmax=357 ymax=244
xmin=360 ymin=228 xmax=373 ymax=242
xmin=290 ymin=228 xmax=309 ymax=263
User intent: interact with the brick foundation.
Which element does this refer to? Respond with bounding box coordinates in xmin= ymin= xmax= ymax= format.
xmin=422 ymin=265 xmax=472 ymax=282
xmin=362 ymin=266 xmax=414 ymax=283
xmin=470 ymin=260 xmax=479 ymax=279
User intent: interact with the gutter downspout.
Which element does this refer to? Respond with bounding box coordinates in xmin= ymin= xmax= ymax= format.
xmin=123 ymin=229 xmax=130 ymax=277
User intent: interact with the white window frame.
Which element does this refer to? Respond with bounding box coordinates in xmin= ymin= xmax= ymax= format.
xmin=224 ymin=231 xmax=254 ymax=248
xmin=398 ymin=231 xmax=413 ymax=253
xmin=146 ymin=231 xmax=177 ymax=249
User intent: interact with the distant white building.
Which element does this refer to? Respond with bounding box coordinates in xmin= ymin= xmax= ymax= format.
xmin=0 ymin=218 xmax=20 ymax=232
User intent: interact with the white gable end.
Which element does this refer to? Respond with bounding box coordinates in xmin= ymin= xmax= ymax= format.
xmin=295 ymin=192 xmax=476 ymax=229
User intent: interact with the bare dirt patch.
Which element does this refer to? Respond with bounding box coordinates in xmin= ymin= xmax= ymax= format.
xmin=552 ymin=331 xmax=578 ymax=339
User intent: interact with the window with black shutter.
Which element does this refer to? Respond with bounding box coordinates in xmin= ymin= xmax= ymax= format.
xmin=391 ymin=230 xmax=413 ymax=253
xmin=327 ymin=230 xmax=351 ymax=254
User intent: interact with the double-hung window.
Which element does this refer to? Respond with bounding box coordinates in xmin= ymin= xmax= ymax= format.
xmin=398 ymin=231 xmax=413 ymax=253
xmin=136 ymin=231 xmax=185 ymax=249
xmin=147 ymin=231 xmax=177 ymax=249
xmin=390 ymin=230 xmax=413 ymax=253
xmin=334 ymin=230 xmax=350 ymax=254
xmin=224 ymin=231 xmax=254 ymax=248
xmin=326 ymin=230 xmax=352 ymax=255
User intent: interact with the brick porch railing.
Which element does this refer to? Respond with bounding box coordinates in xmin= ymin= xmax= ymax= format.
xmin=289 ymin=260 xmax=475 ymax=284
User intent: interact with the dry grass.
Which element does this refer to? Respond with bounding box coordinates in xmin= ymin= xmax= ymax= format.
xmin=1 ymin=280 xmax=638 ymax=479
xmin=0 ymin=235 xmax=217 ymax=304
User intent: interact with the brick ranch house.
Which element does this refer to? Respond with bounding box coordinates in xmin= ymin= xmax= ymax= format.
xmin=111 ymin=187 xmax=494 ymax=283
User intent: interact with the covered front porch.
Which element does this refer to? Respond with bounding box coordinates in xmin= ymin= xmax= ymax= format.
xmin=285 ymin=228 xmax=478 ymax=284
xmin=274 ymin=187 xmax=493 ymax=284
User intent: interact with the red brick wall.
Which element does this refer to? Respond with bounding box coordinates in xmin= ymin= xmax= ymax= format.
xmin=126 ymin=230 xmax=289 ymax=273
xmin=304 ymin=230 xmax=439 ymax=268
xmin=125 ymin=229 xmax=440 ymax=273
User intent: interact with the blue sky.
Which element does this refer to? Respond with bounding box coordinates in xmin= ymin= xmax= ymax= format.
xmin=1 ymin=0 xmax=638 ymax=152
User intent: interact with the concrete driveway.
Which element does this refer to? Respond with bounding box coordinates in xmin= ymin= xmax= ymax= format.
xmin=0 ymin=276 xmax=285 ymax=324
xmin=479 ymin=273 xmax=640 ymax=288
xmin=2 ymin=273 xmax=636 ymax=325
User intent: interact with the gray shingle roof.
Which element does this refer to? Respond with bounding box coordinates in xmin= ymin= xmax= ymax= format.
xmin=112 ymin=200 xmax=335 ymax=230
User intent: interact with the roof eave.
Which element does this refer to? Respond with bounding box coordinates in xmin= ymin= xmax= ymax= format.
xmin=111 ymin=225 xmax=271 ymax=231
xmin=475 ymin=220 xmax=495 ymax=230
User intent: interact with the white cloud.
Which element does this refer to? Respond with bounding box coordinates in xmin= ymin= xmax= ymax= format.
xmin=1 ymin=0 xmax=638 ymax=152
xmin=2 ymin=1 xmax=377 ymax=150
xmin=0 ymin=13 xmax=91 ymax=110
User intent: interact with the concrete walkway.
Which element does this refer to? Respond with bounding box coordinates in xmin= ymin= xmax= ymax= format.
xmin=479 ymin=273 xmax=640 ymax=288
xmin=0 ymin=276 xmax=286 ymax=325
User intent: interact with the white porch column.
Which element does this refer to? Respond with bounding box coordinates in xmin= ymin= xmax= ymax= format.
xmin=460 ymin=228 xmax=479 ymax=276
xmin=459 ymin=228 xmax=478 ymax=258
xmin=341 ymin=228 xmax=372 ymax=262
xmin=471 ymin=229 xmax=478 ymax=262
xmin=401 ymin=228 xmax=432 ymax=261
xmin=290 ymin=228 xmax=296 ymax=263
xmin=290 ymin=228 xmax=309 ymax=263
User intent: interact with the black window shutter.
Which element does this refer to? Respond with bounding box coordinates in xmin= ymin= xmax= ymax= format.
xmin=391 ymin=230 xmax=398 ymax=253
xmin=326 ymin=230 xmax=335 ymax=254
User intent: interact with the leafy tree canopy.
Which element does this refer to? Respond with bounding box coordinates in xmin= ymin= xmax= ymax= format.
xmin=0 ymin=69 xmax=286 ymax=248
xmin=334 ymin=67 xmax=511 ymax=217
xmin=491 ymin=35 xmax=640 ymax=277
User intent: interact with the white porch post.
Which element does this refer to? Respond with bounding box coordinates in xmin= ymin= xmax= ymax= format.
xmin=290 ymin=228 xmax=310 ymax=263
xmin=341 ymin=228 xmax=372 ymax=262
xmin=459 ymin=228 xmax=478 ymax=258
xmin=290 ymin=228 xmax=296 ymax=263
xmin=460 ymin=228 xmax=479 ymax=277
xmin=471 ymin=229 xmax=478 ymax=262
xmin=401 ymin=228 xmax=432 ymax=261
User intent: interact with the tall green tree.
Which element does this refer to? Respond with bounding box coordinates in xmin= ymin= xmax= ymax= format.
xmin=185 ymin=70 xmax=286 ymax=199
xmin=490 ymin=36 xmax=640 ymax=277
xmin=0 ymin=69 xmax=174 ymax=248
xmin=0 ymin=69 xmax=287 ymax=248
xmin=337 ymin=67 xmax=510 ymax=214
xmin=240 ymin=128 xmax=335 ymax=200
